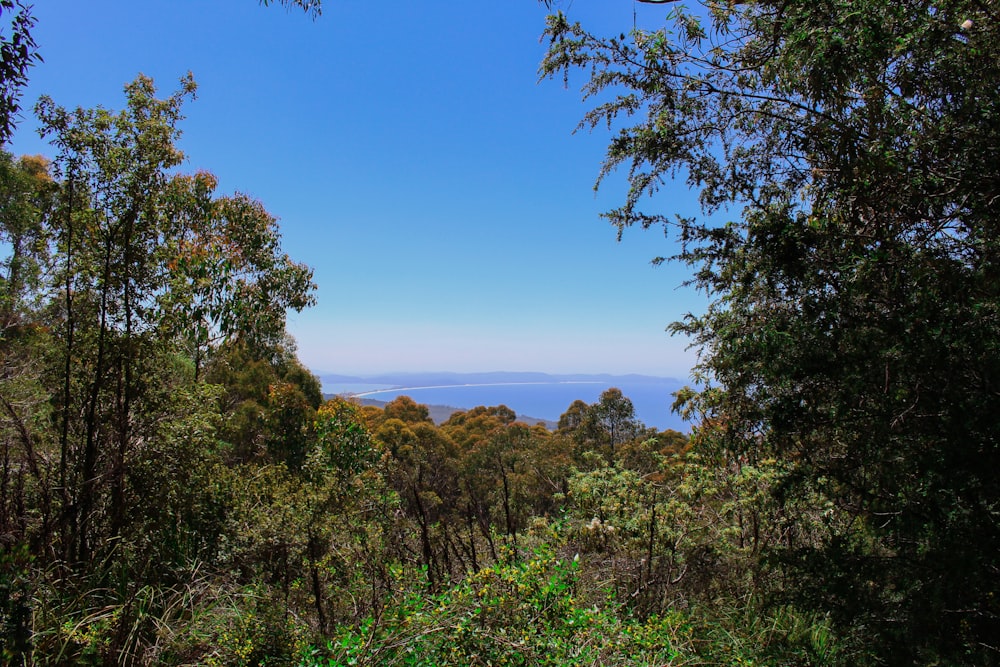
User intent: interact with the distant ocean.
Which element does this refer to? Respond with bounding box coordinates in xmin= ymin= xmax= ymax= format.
xmin=323 ymin=380 xmax=693 ymax=433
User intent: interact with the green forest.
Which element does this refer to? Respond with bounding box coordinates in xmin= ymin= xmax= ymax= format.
xmin=2 ymin=0 xmax=999 ymax=664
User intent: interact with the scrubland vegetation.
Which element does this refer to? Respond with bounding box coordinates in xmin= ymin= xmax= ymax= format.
xmin=3 ymin=0 xmax=1000 ymax=664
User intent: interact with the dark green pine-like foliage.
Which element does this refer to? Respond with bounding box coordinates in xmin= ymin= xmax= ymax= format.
xmin=542 ymin=0 xmax=1000 ymax=663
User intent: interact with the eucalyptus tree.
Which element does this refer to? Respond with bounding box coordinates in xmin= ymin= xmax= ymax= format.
xmin=0 ymin=152 xmax=52 ymax=313
xmin=557 ymin=390 xmax=641 ymax=461
xmin=542 ymin=0 xmax=1000 ymax=661
xmin=36 ymin=74 xmax=198 ymax=562
xmin=36 ymin=74 xmax=315 ymax=565
xmin=589 ymin=387 xmax=639 ymax=456
xmin=160 ymin=173 xmax=316 ymax=380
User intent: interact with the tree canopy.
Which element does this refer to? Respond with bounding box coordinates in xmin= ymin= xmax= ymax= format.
xmin=3 ymin=0 xmax=998 ymax=663
xmin=542 ymin=0 xmax=1000 ymax=662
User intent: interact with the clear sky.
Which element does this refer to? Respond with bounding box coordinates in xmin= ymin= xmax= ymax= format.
xmin=8 ymin=0 xmax=711 ymax=380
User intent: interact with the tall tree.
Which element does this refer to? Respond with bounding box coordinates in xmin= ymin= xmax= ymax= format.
xmin=34 ymin=74 xmax=316 ymax=564
xmin=37 ymin=74 xmax=197 ymax=562
xmin=589 ymin=387 xmax=638 ymax=456
xmin=542 ymin=0 xmax=1000 ymax=662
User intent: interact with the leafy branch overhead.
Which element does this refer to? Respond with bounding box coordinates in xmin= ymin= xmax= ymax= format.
xmin=0 ymin=0 xmax=39 ymax=144
xmin=258 ymin=0 xmax=323 ymax=18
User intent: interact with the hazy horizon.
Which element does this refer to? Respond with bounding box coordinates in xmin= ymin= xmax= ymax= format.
xmin=318 ymin=370 xmax=687 ymax=381
xmin=322 ymin=373 xmax=690 ymax=431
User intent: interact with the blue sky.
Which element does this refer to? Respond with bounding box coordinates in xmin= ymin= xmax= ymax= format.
xmin=9 ymin=0 xmax=710 ymax=380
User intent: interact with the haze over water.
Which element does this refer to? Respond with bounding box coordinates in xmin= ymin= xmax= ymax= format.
xmin=323 ymin=375 xmax=691 ymax=432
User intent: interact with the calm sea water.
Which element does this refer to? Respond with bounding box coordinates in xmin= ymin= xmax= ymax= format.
xmin=325 ymin=381 xmax=693 ymax=433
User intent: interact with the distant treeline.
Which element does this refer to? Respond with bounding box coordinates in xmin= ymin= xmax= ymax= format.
xmin=340 ymin=394 xmax=557 ymax=428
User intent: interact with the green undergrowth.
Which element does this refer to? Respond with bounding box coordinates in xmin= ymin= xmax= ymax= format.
xmin=297 ymin=550 xmax=845 ymax=667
